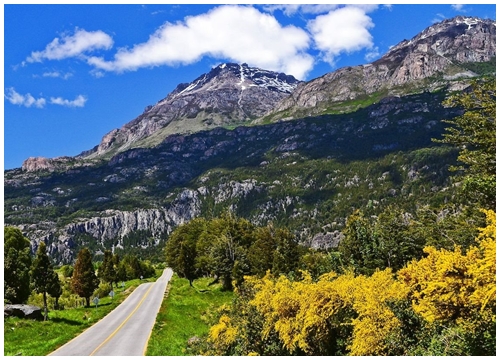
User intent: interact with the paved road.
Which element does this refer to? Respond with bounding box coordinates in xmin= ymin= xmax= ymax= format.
xmin=50 ymin=268 xmax=173 ymax=356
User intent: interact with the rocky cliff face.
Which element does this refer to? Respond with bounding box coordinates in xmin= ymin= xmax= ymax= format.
xmin=268 ymin=16 xmax=495 ymax=121
xmin=83 ymin=63 xmax=301 ymax=159
xmin=17 ymin=189 xmax=201 ymax=264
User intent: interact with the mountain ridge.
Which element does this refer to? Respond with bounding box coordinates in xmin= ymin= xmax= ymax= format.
xmin=81 ymin=62 xmax=302 ymax=159
xmin=264 ymin=15 xmax=495 ymax=122
xmin=6 ymin=15 xmax=496 ymax=263
xmin=20 ymin=15 xmax=495 ymax=171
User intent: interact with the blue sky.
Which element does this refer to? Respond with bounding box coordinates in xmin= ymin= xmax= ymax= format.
xmin=3 ymin=3 xmax=496 ymax=170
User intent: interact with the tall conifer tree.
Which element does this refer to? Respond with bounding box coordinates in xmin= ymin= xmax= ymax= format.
xmin=31 ymin=241 xmax=60 ymax=321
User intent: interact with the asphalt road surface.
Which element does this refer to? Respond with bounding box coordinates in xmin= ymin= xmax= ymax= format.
xmin=49 ymin=267 xmax=173 ymax=356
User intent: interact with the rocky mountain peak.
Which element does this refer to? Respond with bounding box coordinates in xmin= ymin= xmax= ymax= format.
xmin=396 ymin=16 xmax=494 ymax=50
xmin=268 ymin=16 xmax=495 ymax=122
xmin=160 ymin=62 xmax=300 ymax=104
xmin=375 ymin=15 xmax=496 ymax=74
xmin=82 ymin=63 xmax=301 ymax=159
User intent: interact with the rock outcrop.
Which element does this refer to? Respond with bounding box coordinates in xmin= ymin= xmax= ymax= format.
xmin=22 ymin=157 xmax=56 ymax=172
xmin=4 ymin=305 xmax=43 ymax=320
xmin=21 ymin=189 xmax=202 ymax=264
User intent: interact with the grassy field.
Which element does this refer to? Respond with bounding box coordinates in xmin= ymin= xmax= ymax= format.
xmin=145 ymin=275 xmax=234 ymax=356
xmin=4 ymin=275 xmax=158 ymax=356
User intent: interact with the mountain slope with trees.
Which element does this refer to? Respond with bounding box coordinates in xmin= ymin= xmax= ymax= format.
xmin=182 ymin=78 xmax=496 ymax=356
xmin=4 ymin=16 xmax=495 ymax=266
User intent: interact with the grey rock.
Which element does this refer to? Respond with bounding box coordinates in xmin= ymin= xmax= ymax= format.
xmin=310 ymin=231 xmax=345 ymax=250
xmin=4 ymin=304 xmax=43 ymax=320
xmin=83 ymin=63 xmax=302 ymax=159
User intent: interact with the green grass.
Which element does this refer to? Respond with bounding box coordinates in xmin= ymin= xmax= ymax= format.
xmin=146 ymin=275 xmax=234 ymax=356
xmin=3 ymin=275 xmax=158 ymax=356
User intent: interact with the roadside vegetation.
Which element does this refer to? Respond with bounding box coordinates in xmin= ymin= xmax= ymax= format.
xmin=146 ymin=275 xmax=234 ymax=356
xmin=4 ymin=274 xmax=159 ymax=356
xmin=4 ymin=230 xmax=161 ymax=356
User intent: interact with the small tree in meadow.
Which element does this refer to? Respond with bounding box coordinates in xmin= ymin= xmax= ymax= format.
xmin=71 ymin=248 xmax=99 ymax=307
xmin=98 ymin=250 xmax=116 ymax=291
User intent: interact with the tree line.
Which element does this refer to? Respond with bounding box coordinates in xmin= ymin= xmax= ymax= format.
xmin=4 ymin=229 xmax=155 ymax=319
xmin=165 ymin=213 xmax=302 ymax=291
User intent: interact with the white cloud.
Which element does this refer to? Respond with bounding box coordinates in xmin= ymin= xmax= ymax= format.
xmin=452 ymin=5 xmax=466 ymax=12
xmin=432 ymin=13 xmax=447 ymax=24
xmin=5 ymin=88 xmax=87 ymax=108
xmin=5 ymin=87 xmax=46 ymax=108
xmin=87 ymin=5 xmax=313 ymax=79
xmin=27 ymin=29 xmax=113 ymax=63
xmin=263 ymin=4 xmax=342 ymax=16
xmin=263 ymin=4 xmax=378 ymax=16
xmin=308 ymin=6 xmax=375 ymax=65
xmin=41 ymin=71 xmax=73 ymax=80
xmin=50 ymin=95 xmax=87 ymax=108
xmin=365 ymin=47 xmax=380 ymax=62
xmin=90 ymin=69 xmax=106 ymax=78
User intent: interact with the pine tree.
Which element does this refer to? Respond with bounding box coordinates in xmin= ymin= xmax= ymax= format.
xmin=47 ymin=270 xmax=62 ymax=310
xmin=98 ymin=250 xmax=116 ymax=291
xmin=30 ymin=241 xmax=60 ymax=321
xmin=71 ymin=248 xmax=99 ymax=307
xmin=4 ymin=227 xmax=32 ymax=304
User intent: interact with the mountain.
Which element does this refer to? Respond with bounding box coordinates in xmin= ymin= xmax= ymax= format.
xmin=5 ymin=16 xmax=495 ymax=263
xmin=81 ymin=63 xmax=302 ymax=159
xmin=262 ymin=16 xmax=496 ymax=122
xmin=7 ymin=90 xmax=461 ymax=263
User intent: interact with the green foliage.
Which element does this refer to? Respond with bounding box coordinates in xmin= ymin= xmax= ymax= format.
xmin=338 ymin=210 xmax=374 ymax=274
xmin=98 ymin=250 xmax=116 ymax=289
xmin=461 ymin=58 xmax=496 ymax=76
xmin=165 ymin=214 xmax=302 ymax=291
xmin=115 ymin=253 xmax=156 ymax=280
xmin=299 ymin=250 xmax=335 ymax=280
xmin=336 ymin=204 xmax=482 ymax=276
xmin=93 ymin=282 xmax=113 ymax=299
xmin=165 ymin=218 xmax=207 ymax=286
xmin=71 ymin=248 xmax=99 ymax=307
xmin=146 ymin=275 xmax=235 ymax=356
xmin=271 ymin=228 xmax=300 ymax=276
xmin=434 ymin=77 xmax=496 ymax=209
xmin=30 ymin=241 xmax=61 ymax=320
xmin=247 ymin=226 xmax=278 ymax=277
xmin=60 ymin=265 xmax=74 ymax=278
xmin=4 ymin=227 xmax=32 ymax=304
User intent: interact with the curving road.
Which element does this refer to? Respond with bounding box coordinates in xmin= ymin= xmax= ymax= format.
xmin=49 ymin=268 xmax=173 ymax=356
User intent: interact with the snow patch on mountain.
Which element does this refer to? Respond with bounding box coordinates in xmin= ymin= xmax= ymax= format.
xmin=166 ymin=62 xmax=301 ymax=102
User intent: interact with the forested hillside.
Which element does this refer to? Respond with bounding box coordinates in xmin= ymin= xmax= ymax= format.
xmin=164 ymin=78 xmax=496 ymax=356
